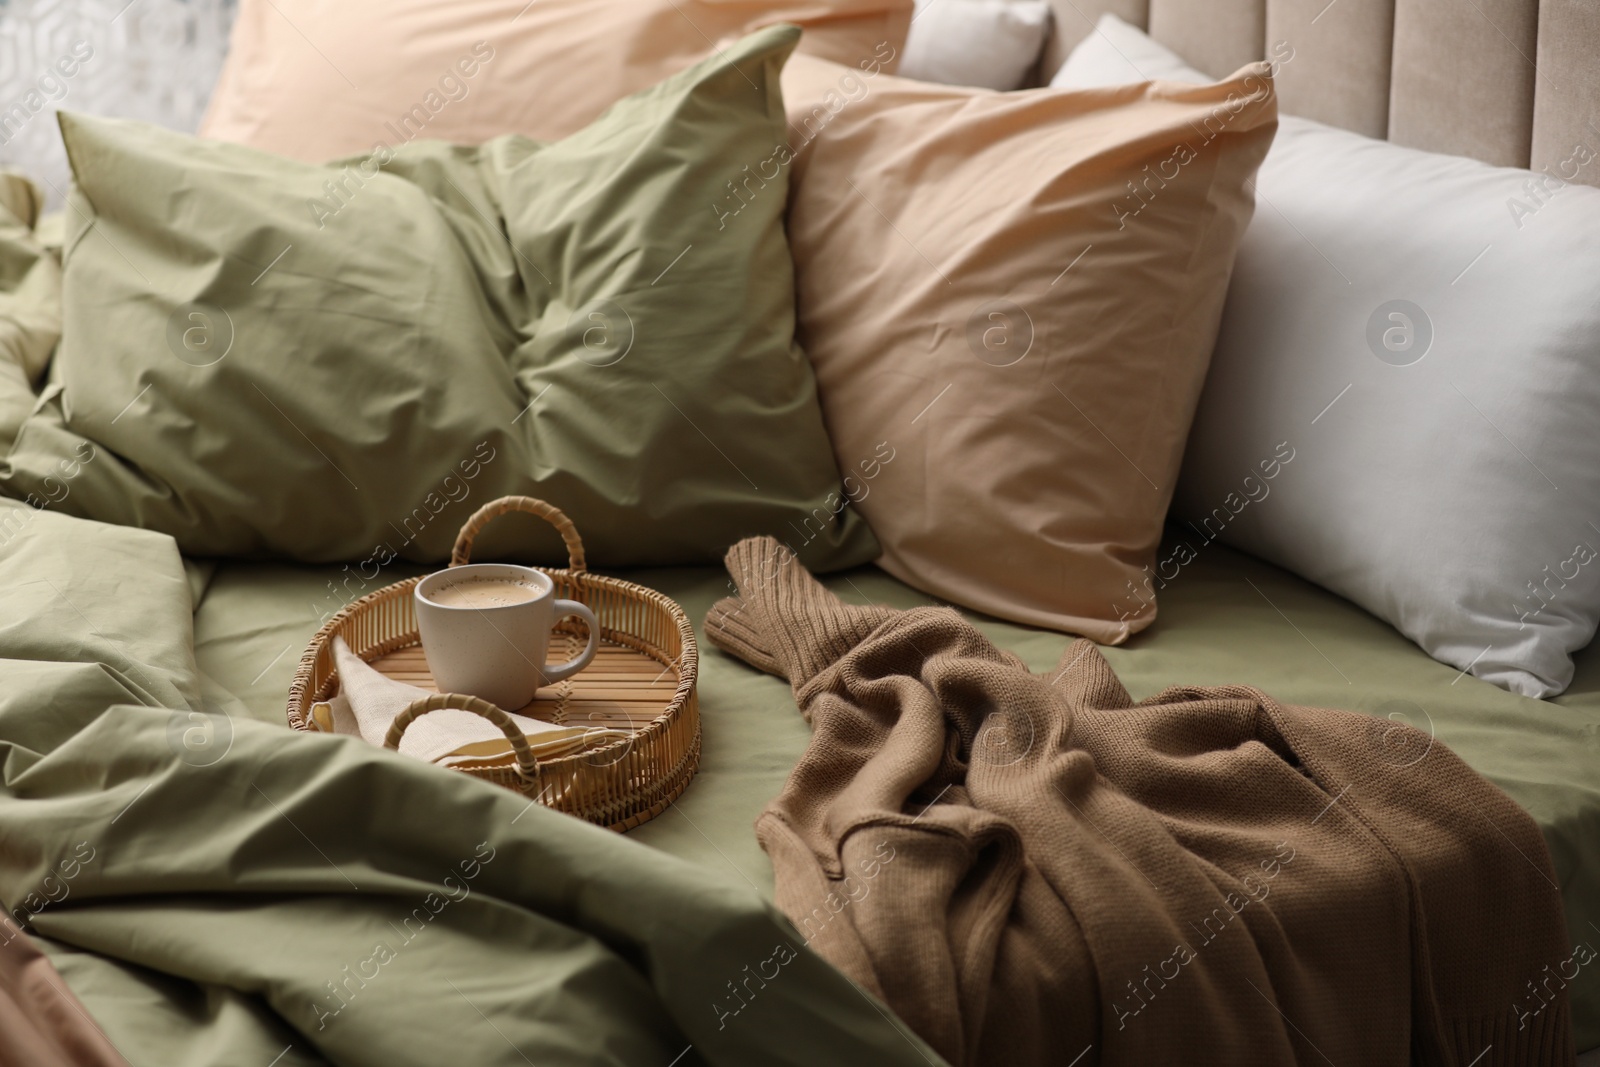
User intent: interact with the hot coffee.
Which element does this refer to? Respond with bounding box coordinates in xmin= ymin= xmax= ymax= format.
xmin=415 ymin=562 xmax=598 ymax=710
xmin=427 ymin=577 xmax=541 ymax=609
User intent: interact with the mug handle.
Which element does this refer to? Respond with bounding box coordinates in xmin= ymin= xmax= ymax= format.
xmin=542 ymin=600 xmax=599 ymax=686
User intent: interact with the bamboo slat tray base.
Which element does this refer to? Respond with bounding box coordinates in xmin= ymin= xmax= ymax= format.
xmin=302 ymin=617 xmax=700 ymax=833
xmin=323 ymin=621 xmax=700 ymax=833
xmin=369 ymin=635 xmax=681 ymax=734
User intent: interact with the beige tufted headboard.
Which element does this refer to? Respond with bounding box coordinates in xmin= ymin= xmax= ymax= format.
xmin=1041 ymin=0 xmax=1600 ymax=186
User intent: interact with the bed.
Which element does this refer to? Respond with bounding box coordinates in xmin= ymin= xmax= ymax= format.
xmin=0 ymin=0 xmax=1596 ymax=1064
xmin=20 ymin=529 xmax=1584 ymax=1059
xmin=14 ymin=531 xmax=1592 ymax=1062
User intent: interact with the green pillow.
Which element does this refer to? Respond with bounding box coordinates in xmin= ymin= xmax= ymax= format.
xmin=0 ymin=26 xmax=877 ymax=570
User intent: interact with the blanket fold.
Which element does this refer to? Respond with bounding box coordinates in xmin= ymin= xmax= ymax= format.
xmin=706 ymin=535 xmax=1576 ymax=1067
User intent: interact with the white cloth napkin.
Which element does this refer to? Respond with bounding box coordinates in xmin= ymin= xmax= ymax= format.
xmin=317 ymin=636 xmax=596 ymax=767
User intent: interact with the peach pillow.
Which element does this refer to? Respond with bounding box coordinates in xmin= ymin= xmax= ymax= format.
xmin=782 ymin=55 xmax=1277 ymax=641
xmin=199 ymin=0 xmax=910 ymax=162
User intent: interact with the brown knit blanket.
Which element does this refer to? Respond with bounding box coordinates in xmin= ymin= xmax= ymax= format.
xmin=705 ymin=537 xmax=1575 ymax=1067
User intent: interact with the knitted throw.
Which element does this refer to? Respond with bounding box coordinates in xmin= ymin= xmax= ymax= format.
xmin=705 ymin=537 xmax=1575 ymax=1067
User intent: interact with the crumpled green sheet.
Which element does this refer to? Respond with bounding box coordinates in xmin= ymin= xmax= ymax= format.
xmin=0 ymin=499 xmax=944 ymax=1067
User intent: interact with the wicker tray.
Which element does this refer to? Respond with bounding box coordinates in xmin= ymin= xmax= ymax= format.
xmin=286 ymin=496 xmax=699 ymax=832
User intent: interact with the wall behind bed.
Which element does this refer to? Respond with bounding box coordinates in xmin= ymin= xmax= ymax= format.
xmin=0 ymin=0 xmax=236 ymax=203
xmin=1040 ymin=0 xmax=1600 ymax=186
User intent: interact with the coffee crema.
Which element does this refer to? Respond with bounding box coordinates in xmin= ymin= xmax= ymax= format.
xmin=428 ymin=577 xmax=542 ymax=609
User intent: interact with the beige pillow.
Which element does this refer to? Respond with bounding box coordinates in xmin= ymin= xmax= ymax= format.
xmin=200 ymin=0 xmax=910 ymax=162
xmin=782 ymin=55 xmax=1277 ymax=641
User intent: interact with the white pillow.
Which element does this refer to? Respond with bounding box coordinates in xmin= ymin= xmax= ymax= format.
xmin=900 ymin=0 xmax=1051 ymax=91
xmin=1057 ymin=15 xmax=1600 ymax=699
xmin=1049 ymin=14 xmax=1199 ymax=88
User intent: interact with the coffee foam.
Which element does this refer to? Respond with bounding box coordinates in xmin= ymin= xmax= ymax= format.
xmin=428 ymin=576 xmax=541 ymax=609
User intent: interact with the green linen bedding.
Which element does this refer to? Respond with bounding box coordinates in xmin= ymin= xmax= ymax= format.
xmin=0 ymin=501 xmax=941 ymax=1067
xmin=181 ymin=526 xmax=1600 ymax=1054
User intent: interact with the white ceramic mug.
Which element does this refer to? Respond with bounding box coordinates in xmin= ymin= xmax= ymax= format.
xmin=414 ymin=563 xmax=599 ymax=711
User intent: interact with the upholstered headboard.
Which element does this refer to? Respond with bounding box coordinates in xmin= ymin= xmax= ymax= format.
xmin=1042 ymin=0 xmax=1600 ymax=186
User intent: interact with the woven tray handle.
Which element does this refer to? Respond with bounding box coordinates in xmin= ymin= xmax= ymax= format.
xmin=450 ymin=496 xmax=586 ymax=572
xmin=385 ymin=693 xmax=540 ymax=782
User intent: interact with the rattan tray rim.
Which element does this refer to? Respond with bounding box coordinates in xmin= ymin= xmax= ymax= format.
xmin=282 ymin=496 xmax=700 ymax=832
